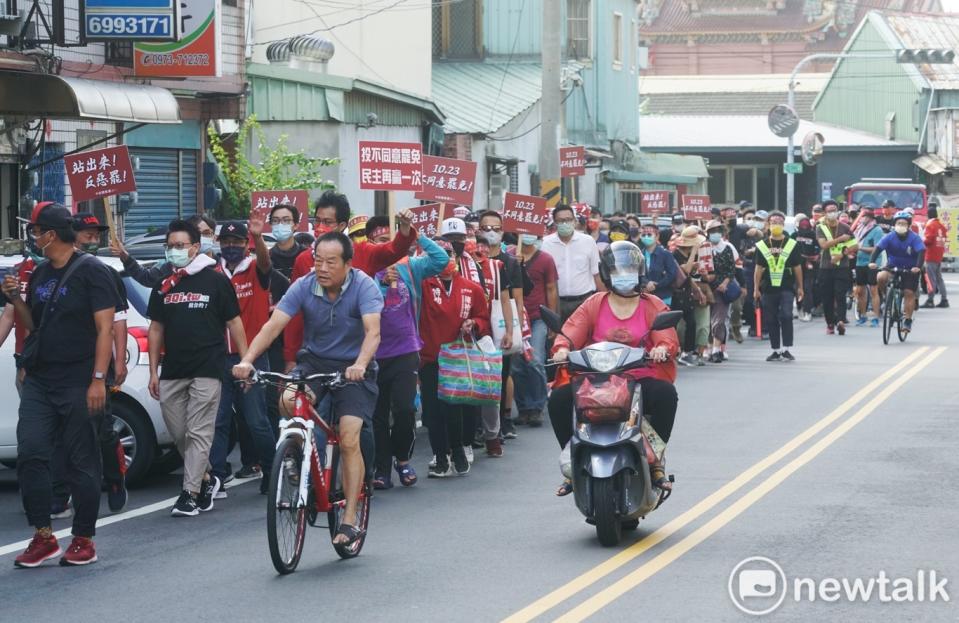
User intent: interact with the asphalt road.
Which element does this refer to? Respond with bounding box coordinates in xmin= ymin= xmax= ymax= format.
xmin=1 ymin=293 xmax=957 ymax=622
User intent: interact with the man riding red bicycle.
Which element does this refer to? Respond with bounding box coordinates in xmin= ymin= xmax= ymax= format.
xmin=233 ymin=231 xmax=383 ymax=549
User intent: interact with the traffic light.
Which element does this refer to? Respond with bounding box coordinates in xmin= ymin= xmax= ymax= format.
xmin=896 ymin=49 xmax=956 ymax=64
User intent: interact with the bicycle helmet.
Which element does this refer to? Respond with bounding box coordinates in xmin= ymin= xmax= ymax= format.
xmin=893 ymin=210 xmax=912 ymax=224
xmin=599 ymin=240 xmax=646 ymax=298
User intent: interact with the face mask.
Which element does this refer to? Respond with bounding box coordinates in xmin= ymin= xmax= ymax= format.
xmin=220 ymin=246 xmax=246 ymax=265
xmin=629 ymin=227 xmax=641 ymax=238
xmin=314 ymin=223 xmax=334 ymax=238
xmin=464 ymin=239 xmax=477 ymax=256
xmin=708 ymin=232 xmax=723 ymax=244
xmin=895 ymin=224 xmax=909 ymax=235
xmin=673 ymin=225 xmax=684 ymax=233
xmin=587 ymin=220 xmax=600 ymax=232
xmin=451 ymin=241 xmax=466 ymax=257
xmin=439 ymin=258 xmax=457 ymax=280
xmin=825 ymin=212 xmax=838 ymax=223
xmin=640 ymin=235 xmax=656 ymax=247
xmin=520 ymin=233 xmax=539 ymax=247
xmin=557 ymin=222 xmax=575 ymax=237
xmin=482 ymin=230 xmax=502 ymax=246
xmin=610 ymin=273 xmax=640 ymax=293
xmin=610 ymin=232 xmax=628 ymax=242
xmin=272 ymin=223 xmax=294 ymax=243
xmin=30 ymin=231 xmax=54 ymax=257
xmin=166 ymin=247 xmax=192 ymax=268
xmin=473 ymin=246 xmax=489 ymax=260
xmin=769 ymin=224 xmax=784 ymax=237
xmin=80 ymin=242 xmax=99 ymax=255
xmin=200 ymin=236 xmax=214 ymax=254
xmin=599 ymin=228 xmax=610 ymax=236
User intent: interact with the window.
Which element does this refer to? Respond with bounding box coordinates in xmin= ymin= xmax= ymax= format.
xmin=612 ymin=12 xmax=623 ymax=68
xmin=105 ymin=41 xmax=133 ymax=68
xmin=432 ymin=0 xmax=482 ymax=60
xmin=567 ymin=0 xmax=591 ymax=61
xmin=708 ymin=165 xmax=779 ymax=210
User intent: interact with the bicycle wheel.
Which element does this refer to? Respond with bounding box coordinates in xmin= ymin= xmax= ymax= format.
xmin=882 ymin=288 xmax=895 ymax=345
xmin=267 ymin=437 xmax=308 ymax=575
xmin=896 ymin=290 xmax=908 ymax=342
xmin=327 ymin=446 xmax=372 ymax=559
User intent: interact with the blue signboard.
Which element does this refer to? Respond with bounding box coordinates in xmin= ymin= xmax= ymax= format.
xmin=82 ymin=0 xmax=178 ymax=41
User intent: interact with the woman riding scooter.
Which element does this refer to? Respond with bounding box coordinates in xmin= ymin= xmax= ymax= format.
xmin=549 ymin=240 xmax=680 ymax=496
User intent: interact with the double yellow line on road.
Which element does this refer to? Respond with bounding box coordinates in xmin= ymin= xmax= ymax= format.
xmin=504 ymin=346 xmax=945 ymax=623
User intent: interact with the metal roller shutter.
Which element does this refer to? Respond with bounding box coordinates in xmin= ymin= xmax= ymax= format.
xmin=126 ymin=148 xmax=199 ymax=236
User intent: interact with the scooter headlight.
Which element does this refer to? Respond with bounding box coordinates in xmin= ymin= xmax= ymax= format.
xmin=585 ymin=347 xmax=625 ymax=373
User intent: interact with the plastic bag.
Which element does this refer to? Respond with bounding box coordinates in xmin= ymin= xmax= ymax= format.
xmin=575 ymin=375 xmax=630 ymax=409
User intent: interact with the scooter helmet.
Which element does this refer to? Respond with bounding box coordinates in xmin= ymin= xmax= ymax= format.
xmin=599 ymin=240 xmax=646 ymax=298
xmin=893 ymin=209 xmax=912 ymax=225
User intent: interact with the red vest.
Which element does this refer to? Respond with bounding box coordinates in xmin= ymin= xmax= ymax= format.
xmin=217 ymin=257 xmax=270 ymax=355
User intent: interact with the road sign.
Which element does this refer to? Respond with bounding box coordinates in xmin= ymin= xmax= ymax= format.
xmin=768 ymin=105 xmax=800 ymax=138
xmin=65 ymin=145 xmax=137 ymax=202
xmin=83 ymin=0 xmax=178 ymax=41
xmin=801 ymin=131 xmax=825 ymax=166
xmin=358 ymin=141 xmax=424 ymax=192
xmin=783 ymin=162 xmax=803 ymax=175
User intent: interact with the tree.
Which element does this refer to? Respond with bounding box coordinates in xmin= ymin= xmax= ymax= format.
xmin=208 ymin=115 xmax=338 ymax=217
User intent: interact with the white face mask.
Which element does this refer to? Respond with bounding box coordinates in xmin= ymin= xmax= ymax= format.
xmin=895 ymin=224 xmax=909 ymax=235
xmin=482 ymin=230 xmax=503 ymax=246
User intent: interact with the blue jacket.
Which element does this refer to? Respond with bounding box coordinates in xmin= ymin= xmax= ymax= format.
xmin=644 ymin=245 xmax=679 ymax=299
xmin=376 ymin=233 xmax=449 ymax=325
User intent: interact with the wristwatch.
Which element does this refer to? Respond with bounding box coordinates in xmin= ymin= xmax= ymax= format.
xmin=93 ymin=371 xmax=106 ymax=381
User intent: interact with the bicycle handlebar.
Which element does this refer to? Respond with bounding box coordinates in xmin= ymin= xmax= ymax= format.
xmin=248 ymin=370 xmax=344 ymax=386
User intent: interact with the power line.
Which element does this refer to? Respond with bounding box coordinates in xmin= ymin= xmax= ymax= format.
xmin=487 ymin=0 xmax=527 ymax=130
xmin=253 ymin=0 xmax=412 ymax=47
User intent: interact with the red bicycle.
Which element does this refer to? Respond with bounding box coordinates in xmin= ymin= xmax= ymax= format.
xmin=250 ymin=370 xmax=372 ymax=574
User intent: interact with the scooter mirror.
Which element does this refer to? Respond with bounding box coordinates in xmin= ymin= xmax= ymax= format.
xmin=649 ymin=310 xmax=683 ymax=331
xmin=539 ymin=305 xmax=564 ymax=334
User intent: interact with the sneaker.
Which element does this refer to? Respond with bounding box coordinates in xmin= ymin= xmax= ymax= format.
xmin=14 ymin=532 xmax=61 ymax=568
xmin=856 ymin=317 xmax=867 ymax=326
xmin=766 ymin=351 xmax=782 ymax=362
xmin=826 ymin=325 xmax=835 ymax=335
xmin=171 ymin=491 xmax=199 ymax=517
xmin=721 ymin=351 xmax=729 ymax=361
xmin=922 ymin=298 xmax=936 ymax=308
xmin=107 ymin=477 xmax=127 ymax=513
xmin=695 ymin=354 xmax=706 ymax=367
xmin=220 ymin=473 xmax=235 ymax=485
xmin=937 ymin=299 xmax=950 ymax=308
xmin=677 ymin=352 xmax=694 ymax=367
xmin=870 ymin=317 xmax=879 ymax=327
xmin=213 ymin=489 xmax=228 ymax=500
xmin=373 ymin=470 xmax=393 ymax=490
xmin=781 ymin=350 xmax=795 ymax=361
xmin=903 ymin=318 xmax=913 ymax=332
xmin=709 ymin=352 xmax=723 ymax=364
xmin=524 ymin=409 xmax=544 ymax=428
xmin=428 ymin=454 xmax=438 ymax=469
xmin=234 ymin=464 xmax=262 ymax=480
xmin=485 ymin=438 xmax=504 ymax=458
xmin=501 ymin=420 xmax=518 ymax=440
xmin=464 ymin=446 xmax=474 ymax=465
xmin=452 ymin=449 xmax=470 ymax=475
xmin=50 ymin=498 xmax=72 ymax=520
xmin=196 ymin=476 xmax=221 ymax=512
xmin=427 ymin=461 xmax=454 ymax=478
xmin=513 ymin=411 xmax=529 ymax=426
xmin=60 ymin=536 xmax=97 ymax=566
xmin=837 ymin=322 xmax=846 ymax=336
xmin=731 ymin=327 xmax=744 ymax=343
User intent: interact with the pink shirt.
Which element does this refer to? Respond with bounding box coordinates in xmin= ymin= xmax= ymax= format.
xmin=591 ymin=297 xmax=656 ymax=381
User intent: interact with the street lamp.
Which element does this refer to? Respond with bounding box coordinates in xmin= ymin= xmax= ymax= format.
xmin=784 ymin=48 xmax=955 ymax=215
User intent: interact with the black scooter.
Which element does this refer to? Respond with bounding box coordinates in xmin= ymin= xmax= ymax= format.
xmin=541 ymin=306 xmax=682 ymax=546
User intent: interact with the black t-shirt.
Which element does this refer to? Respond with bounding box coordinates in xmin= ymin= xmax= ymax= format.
xmin=755 ymin=237 xmax=803 ymax=292
xmin=792 ymin=228 xmax=819 ymax=260
xmin=26 ymin=253 xmax=121 ymax=387
xmin=270 ymin=243 xmax=306 ymax=282
xmin=493 ymin=251 xmax=523 ymax=298
xmin=147 ymin=267 xmax=241 ymax=380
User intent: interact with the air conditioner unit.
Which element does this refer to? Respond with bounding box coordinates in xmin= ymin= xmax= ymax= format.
xmin=489 ymin=174 xmax=510 ymax=211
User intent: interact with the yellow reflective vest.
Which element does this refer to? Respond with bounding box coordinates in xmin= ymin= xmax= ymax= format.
xmin=755 ymin=238 xmax=797 ymax=287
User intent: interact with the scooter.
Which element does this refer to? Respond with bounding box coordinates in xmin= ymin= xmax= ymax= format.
xmin=541 ymin=306 xmax=683 ymax=547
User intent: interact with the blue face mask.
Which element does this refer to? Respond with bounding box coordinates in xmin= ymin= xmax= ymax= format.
xmin=610 ymin=273 xmax=640 ymax=293
xmin=557 ymin=222 xmax=575 ymax=237
xmin=165 ymin=247 xmax=192 ymax=268
xmin=520 ymin=234 xmax=541 ymax=248
xmin=272 ymin=223 xmax=294 ymax=243
xmin=199 ymin=236 xmax=214 ymax=254
xmin=640 ymin=235 xmax=656 ymax=248
xmin=630 ymin=227 xmax=641 ymax=238
xmin=220 ymin=246 xmax=246 ymax=265
xmin=708 ymin=232 xmax=723 ymax=244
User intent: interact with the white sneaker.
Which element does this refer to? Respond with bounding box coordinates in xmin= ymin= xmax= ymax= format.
xmin=428 ymin=455 xmax=437 ymax=469
xmin=464 ymin=446 xmax=474 ymax=465
xmin=721 ymin=351 xmax=729 ymax=361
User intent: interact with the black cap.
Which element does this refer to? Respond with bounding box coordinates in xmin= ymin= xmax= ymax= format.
xmin=219 ymin=220 xmax=248 ymax=240
xmin=30 ymin=203 xmax=73 ymax=230
xmin=739 ymin=200 xmax=753 ymax=209
xmin=671 ymin=212 xmax=685 ymax=224
xmin=710 ymin=206 xmax=722 ymax=217
xmin=72 ymin=212 xmax=109 ymax=232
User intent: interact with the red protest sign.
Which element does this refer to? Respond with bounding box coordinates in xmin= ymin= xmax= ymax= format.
xmin=560 ymin=146 xmax=586 ymax=177
xmin=65 ymin=145 xmax=136 ymax=202
xmin=415 ymin=155 xmax=477 ymax=206
xmin=408 ymin=203 xmax=444 ymax=238
xmin=641 ymin=191 xmax=670 ymax=215
xmin=359 ymin=141 xmax=423 ymax=191
xmin=681 ymin=194 xmax=712 ymax=220
xmin=250 ymin=190 xmax=311 ymax=232
xmin=501 ymin=193 xmax=548 ymax=237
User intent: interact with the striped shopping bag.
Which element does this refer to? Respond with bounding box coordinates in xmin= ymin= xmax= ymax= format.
xmin=437 ymin=337 xmax=502 ymax=406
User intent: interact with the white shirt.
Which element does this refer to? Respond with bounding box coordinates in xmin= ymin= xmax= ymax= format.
xmin=541 ymin=231 xmax=600 ymax=297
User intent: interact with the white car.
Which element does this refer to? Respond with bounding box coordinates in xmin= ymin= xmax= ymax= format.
xmin=0 ymin=254 xmax=180 ymax=485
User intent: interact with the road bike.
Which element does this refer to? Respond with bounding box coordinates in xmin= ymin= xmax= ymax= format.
xmin=249 ymin=370 xmax=372 ymax=574
xmin=881 ymin=267 xmax=911 ymax=345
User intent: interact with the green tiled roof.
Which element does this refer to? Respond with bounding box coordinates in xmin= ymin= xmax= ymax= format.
xmin=432 ymin=61 xmax=543 ymax=134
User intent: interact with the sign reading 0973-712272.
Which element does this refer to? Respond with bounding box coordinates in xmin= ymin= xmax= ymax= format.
xmin=82 ymin=0 xmax=180 ymax=41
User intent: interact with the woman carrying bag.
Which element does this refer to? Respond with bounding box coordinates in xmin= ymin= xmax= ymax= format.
xmin=418 ymin=239 xmax=492 ymax=478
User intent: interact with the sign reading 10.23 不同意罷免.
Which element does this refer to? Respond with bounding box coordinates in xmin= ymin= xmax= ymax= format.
xmin=83 ymin=0 xmax=179 ymax=41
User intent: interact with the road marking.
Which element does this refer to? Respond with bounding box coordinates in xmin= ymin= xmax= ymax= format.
xmin=502 ymin=346 xmax=930 ymax=623
xmin=553 ymin=346 xmax=946 ymax=623
xmin=0 ymin=477 xmax=258 ymax=557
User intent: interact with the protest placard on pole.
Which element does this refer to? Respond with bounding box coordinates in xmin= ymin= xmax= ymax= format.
xmin=250 ymin=190 xmax=311 ymax=232
xmin=681 ymin=194 xmax=712 ymax=221
xmin=415 ymin=156 xmax=477 ymax=206
xmin=65 ymin=145 xmax=137 ymax=243
xmin=641 ymin=191 xmax=670 ymax=215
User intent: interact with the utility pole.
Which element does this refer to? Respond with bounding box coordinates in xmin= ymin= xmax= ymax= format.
xmin=540 ymin=0 xmax=561 ymax=201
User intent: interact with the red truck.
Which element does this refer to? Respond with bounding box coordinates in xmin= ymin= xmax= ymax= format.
xmin=845 ymin=179 xmax=928 ymax=226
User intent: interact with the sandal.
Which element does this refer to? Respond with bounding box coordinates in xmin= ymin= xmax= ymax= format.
xmin=394 ymin=461 xmax=418 ymax=487
xmin=372 ymin=471 xmax=392 ymax=490
xmin=333 ymin=523 xmax=366 ymax=547
xmin=556 ymin=479 xmax=573 ymax=497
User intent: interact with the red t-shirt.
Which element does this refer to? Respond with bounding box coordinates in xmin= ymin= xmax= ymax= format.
xmin=924 ymin=218 xmax=948 ymax=262
xmin=520 ymin=250 xmax=558 ymax=321
xmin=216 ymin=257 xmax=271 ymax=355
xmin=418 ymin=276 xmax=491 ymax=365
xmin=13 ymin=258 xmax=37 ymax=355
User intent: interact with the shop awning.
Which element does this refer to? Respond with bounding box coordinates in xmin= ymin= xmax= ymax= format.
xmin=913 ymin=153 xmax=950 ymax=176
xmin=0 ymin=71 xmax=180 ymax=124
xmin=606 ymin=151 xmax=709 ymax=185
